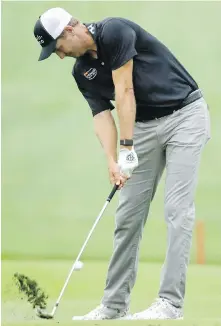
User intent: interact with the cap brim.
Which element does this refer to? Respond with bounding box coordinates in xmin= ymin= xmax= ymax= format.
xmin=38 ymin=40 xmax=56 ymax=61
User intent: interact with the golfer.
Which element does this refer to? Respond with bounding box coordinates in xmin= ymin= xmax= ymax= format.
xmin=34 ymin=8 xmax=211 ymax=320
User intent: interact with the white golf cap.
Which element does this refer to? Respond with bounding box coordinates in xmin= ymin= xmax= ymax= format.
xmin=34 ymin=8 xmax=72 ymax=61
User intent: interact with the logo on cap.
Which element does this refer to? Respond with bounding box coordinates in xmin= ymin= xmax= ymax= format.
xmin=36 ymin=35 xmax=45 ymax=45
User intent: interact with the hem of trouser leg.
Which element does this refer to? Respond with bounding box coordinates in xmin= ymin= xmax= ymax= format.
xmin=101 ymin=301 xmax=124 ymax=311
xmin=102 ymin=300 xmax=128 ymax=310
xmin=159 ymin=296 xmax=182 ymax=309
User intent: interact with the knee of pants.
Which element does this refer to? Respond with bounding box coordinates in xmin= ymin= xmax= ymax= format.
xmin=164 ymin=202 xmax=195 ymax=232
xmin=114 ymin=183 xmax=152 ymax=234
xmin=115 ymin=205 xmax=146 ymax=233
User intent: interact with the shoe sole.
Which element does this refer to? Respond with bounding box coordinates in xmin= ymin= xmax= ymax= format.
xmin=72 ymin=314 xmax=131 ymax=321
xmin=131 ymin=317 xmax=184 ymax=320
xmin=72 ymin=316 xmax=85 ymax=321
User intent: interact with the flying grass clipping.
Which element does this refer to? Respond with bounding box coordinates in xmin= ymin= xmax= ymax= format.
xmin=13 ymin=273 xmax=48 ymax=310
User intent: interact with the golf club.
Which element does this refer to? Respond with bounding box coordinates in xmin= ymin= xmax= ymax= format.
xmin=36 ymin=184 xmax=118 ymax=319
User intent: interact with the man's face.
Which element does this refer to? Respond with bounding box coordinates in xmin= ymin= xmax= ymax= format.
xmin=55 ymin=25 xmax=90 ymax=59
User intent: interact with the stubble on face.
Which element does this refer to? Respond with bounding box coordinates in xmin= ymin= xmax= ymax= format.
xmin=56 ymin=25 xmax=96 ymax=59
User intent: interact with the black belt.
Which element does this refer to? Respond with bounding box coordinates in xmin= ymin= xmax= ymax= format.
xmin=136 ymin=89 xmax=203 ymax=122
xmin=181 ymin=89 xmax=203 ymax=108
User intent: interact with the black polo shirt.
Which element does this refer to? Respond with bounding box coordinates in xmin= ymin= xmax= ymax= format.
xmin=72 ymin=18 xmax=198 ymax=121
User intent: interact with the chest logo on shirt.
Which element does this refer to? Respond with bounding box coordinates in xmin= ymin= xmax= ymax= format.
xmin=84 ymin=68 xmax=97 ymax=80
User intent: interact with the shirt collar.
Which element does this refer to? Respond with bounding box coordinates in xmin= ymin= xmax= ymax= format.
xmin=84 ymin=22 xmax=101 ymax=59
xmin=84 ymin=23 xmax=98 ymax=41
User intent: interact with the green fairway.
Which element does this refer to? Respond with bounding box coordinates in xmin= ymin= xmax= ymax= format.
xmin=2 ymin=261 xmax=221 ymax=326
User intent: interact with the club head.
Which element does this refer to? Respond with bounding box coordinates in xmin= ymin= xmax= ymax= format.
xmin=36 ymin=308 xmax=54 ymax=319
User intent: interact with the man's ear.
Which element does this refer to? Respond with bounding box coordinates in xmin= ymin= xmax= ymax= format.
xmin=64 ymin=25 xmax=73 ymax=33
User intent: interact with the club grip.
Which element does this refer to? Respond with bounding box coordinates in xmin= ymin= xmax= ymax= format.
xmin=107 ymin=184 xmax=119 ymax=202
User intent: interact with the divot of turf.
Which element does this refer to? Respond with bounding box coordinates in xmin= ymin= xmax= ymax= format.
xmin=13 ymin=273 xmax=48 ymax=309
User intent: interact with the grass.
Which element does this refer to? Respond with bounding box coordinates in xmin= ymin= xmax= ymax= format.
xmin=2 ymin=261 xmax=221 ymax=326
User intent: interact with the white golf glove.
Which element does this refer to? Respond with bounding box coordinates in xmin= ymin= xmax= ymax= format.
xmin=118 ymin=147 xmax=139 ymax=178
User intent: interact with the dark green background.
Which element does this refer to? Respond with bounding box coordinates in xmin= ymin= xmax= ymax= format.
xmin=2 ymin=1 xmax=221 ymax=263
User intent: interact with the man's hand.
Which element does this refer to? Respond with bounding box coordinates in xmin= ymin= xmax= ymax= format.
xmin=108 ymin=159 xmax=128 ymax=189
xmin=118 ymin=147 xmax=138 ymax=178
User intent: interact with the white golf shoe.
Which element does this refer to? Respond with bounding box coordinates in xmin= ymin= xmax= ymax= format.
xmin=132 ymin=298 xmax=183 ymax=320
xmin=72 ymin=304 xmax=130 ymax=320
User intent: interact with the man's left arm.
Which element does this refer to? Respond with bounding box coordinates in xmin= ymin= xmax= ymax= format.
xmin=112 ymin=59 xmax=136 ymax=151
xmin=102 ymin=20 xmax=139 ymax=177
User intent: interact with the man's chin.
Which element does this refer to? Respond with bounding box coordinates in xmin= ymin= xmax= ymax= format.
xmin=76 ymin=51 xmax=87 ymax=58
xmin=67 ymin=53 xmax=84 ymax=59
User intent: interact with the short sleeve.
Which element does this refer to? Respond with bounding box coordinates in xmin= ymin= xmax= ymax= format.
xmin=82 ymin=91 xmax=115 ymax=116
xmin=101 ymin=19 xmax=137 ymax=70
xmin=73 ymin=71 xmax=115 ymax=116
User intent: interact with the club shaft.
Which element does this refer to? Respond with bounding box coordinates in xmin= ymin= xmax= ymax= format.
xmin=51 ymin=200 xmax=110 ymax=316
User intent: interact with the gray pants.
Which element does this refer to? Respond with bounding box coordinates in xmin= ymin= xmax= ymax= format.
xmin=102 ymin=97 xmax=210 ymax=310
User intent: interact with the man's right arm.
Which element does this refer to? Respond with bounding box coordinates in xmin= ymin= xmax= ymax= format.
xmin=94 ymin=110 xmax=128 ymax=187
xmin=73 ymin=78 xmax=127 ymax=187
xmin=74 ymin=82 xmax=117 ymax=163
xmin=93 ymin=110 xmax=118 ymax=164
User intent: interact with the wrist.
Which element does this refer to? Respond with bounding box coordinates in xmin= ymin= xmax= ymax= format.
xmin=107 ymin=156 xmax=117 ymax=164
xmin=120 ymin=145 xmax=132 ymax=151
